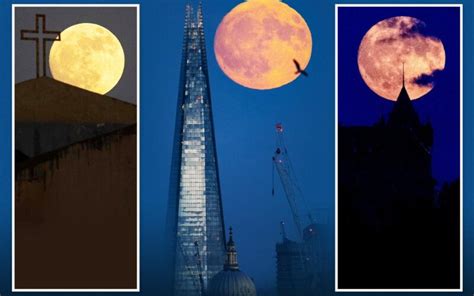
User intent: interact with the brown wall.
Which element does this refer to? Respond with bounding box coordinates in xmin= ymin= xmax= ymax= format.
xmin=15 ymin=127 xmax=137 ymax=289
xmin=16 ymin=77 xmax=136 ymax=124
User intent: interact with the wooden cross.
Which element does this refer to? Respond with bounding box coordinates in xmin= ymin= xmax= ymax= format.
xmin=20 ymin=14 xmax=61 ymax=78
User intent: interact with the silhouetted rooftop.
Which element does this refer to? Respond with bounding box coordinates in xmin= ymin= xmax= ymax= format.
xmin=16 ymin=77 xmax=136 ymax=124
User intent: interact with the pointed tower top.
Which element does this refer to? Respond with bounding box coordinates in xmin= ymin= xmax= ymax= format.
xmin=197 ymin=1 xmax=202 ymax=16
xmin=224 ymin=227 xmax=239 ymax=271
xmin=398 ymin=62 xmax=410 ymax=102
xmin=402 ymin=62 xmax=405 ymax=88
xmin=228 ymin=227 xmax=235 ymax=247
xmin=197 ymin=1 xmax=204 ymax=27
xmin=184 ymin=3 xmax=194 ymax=29
xmin=388 ymin=63 xmax=420 ymax=128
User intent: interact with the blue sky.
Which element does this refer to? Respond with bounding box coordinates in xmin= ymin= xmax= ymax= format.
xmin=152 ymin=1 xmax=461 ymax=290
xmin=338 ymin=6 xmax=461 ymax=184
xmin=1 ymin=1 xmax=473 ymax=295
xmin=151 ymin=0 xmax=333 ymax=288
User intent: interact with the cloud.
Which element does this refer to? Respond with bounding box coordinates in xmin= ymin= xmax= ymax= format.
xmin=383 ymin=16 xmax=432 ymax=40
xmin=413 ymin=69 xmax=443 ymax=87
xmin=358 ymin=15 xmax=446 ymax=100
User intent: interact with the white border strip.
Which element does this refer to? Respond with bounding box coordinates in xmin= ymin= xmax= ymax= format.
xmin=334 ymin=3 xmax=463 ymax=293
xmin=11 ymin=4 xmax=140 ymax=292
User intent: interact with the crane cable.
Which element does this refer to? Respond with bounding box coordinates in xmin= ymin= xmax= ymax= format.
xmin=279 ymin=132 xmax=314 ymax=224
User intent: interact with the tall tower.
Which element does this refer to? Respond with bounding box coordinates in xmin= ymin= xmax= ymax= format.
xmin=165 ymin=3 xmax=226 ymax=296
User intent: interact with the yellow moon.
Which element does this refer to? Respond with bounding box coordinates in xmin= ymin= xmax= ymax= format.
xmin=358 ymin=16 xmax=445 ymax=101
xmin=49 ymin=23 xmax=125 ymax=95
xmin=214 ymin=0 xmax=312 ymax=90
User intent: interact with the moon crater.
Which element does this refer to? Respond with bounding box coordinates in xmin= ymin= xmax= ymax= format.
xmin=49 ymin=23 xmax=125 ymax=95
xmin=357 ymin=16 xmax=445 ymax=101
xmin=214 ymin=0 xmax=312 ymax=90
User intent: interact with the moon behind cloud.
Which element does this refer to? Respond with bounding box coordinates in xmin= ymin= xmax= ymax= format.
xmin=49 ymin=23 xmax=125 ymax=95
xmin=214 ymin=0 xmax=312 ymax=90
xmin=358 ymin=16 xmax=445 ymax=101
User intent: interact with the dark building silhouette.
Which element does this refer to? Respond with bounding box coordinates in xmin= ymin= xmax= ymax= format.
xmin=16 ymin=77 xmax=135 ymax=158
xmin=338 ymin=80 xmax=459 ymax=289
xmin=276 ymin=223 xmax=329 ymax=296
xmin=276 ymin=238 xmax=308 ymax=296
xmin=303 ymin=221 xmax=330 ymax=296
xmin=15 ymin=77 xmax=137 ymax=289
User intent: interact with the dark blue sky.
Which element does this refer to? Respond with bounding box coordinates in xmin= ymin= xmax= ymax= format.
xmin=149 ymin=1 xmax=463 ymax=291
xmin=338 ymin=6 xmax=461 ymax=184
xmin=152 ymin=0 xmax=334 ymax=288
xmin=0 ymin=1 xmax=472 ymax=295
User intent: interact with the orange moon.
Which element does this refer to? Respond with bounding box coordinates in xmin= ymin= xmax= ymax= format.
xmin=358 ymin=16 xmax=445 ymax=101
xmin=214 ymin=0 xmax=312 ymax=90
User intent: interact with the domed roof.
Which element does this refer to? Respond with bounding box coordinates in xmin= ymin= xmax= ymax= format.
xmin=207 ymin=227 xmax=257 ymax=296
xmin=207 ymin=270 xmax=257 ymax=296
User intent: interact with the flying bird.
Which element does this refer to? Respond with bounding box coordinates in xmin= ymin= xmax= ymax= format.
xmin=293 ymin=59 xmax=308 ymax=77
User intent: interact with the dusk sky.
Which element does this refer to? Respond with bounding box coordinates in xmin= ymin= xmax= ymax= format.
xmin=338 ymin=6 xmax=461 ymax=185
xmin=15 ymin=7 xmax=137 ymax=103
xmin=154 ymin=2 xmax=461 ymax=289
xmin=0 ymin=0 xmax=472 ymax=295
xmin=151 ymin=0 xmax=333 ymax=289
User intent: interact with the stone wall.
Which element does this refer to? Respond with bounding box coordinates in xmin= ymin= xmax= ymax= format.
xmin=15 ymin=125 xmax=137 ymax=289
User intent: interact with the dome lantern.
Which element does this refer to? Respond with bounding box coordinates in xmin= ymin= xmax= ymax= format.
xmin=225 ymin=227 xmax=239 ymax=271
xmin=207 ymin=227 xmax=258 ymax=296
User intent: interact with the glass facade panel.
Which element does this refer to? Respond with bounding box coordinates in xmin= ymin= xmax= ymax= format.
xmin=165 ymin=4 xmax=226 ymax=296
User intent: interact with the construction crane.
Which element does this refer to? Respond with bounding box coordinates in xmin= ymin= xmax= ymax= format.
xmin=272 ymin=123 xmax=314 ymax=240
xmin=272 ymin=127 xmax=328 ymax=295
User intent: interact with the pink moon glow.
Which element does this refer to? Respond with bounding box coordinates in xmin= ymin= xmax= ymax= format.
xmin=214 ymin=0 xmax=312 ymax=90
xmin=358 ymin=16 xmax=446 ymax=101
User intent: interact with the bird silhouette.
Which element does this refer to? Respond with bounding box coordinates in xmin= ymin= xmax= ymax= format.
xmin=293 ymin=59 xmax=308 ymax=77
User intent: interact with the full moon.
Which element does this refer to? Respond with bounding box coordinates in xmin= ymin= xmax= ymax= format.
xmin=358 ymin=16 xmax=445 ymax=101
xmin=49 ymin=23 xmax=125 ymax=95
xmin=214 ymin=0 xmax=312 ymax=90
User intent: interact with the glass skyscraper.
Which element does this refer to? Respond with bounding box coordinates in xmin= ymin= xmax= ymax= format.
xmin=165 ymin=3 xmax=226 ymax=296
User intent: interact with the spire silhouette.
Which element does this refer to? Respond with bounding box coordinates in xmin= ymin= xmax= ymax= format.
xmin=224 ymin=227 xmax=239 ymax=271
xmin=388 ymin=63 xmax=420 ymax=128
xmin=402 ymin=62 xmax=405 ymax=88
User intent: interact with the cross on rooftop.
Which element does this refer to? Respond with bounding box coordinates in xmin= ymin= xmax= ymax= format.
xmin=20 ymin=14 xmax=61 ymax=78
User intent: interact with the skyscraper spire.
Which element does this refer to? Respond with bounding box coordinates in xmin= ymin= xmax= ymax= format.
xmin=165 ymin=3 xmax=226 ymax=296
xmin=197 ymin=0 xmax=203 ymax=19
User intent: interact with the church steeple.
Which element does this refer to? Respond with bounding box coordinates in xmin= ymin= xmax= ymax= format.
xmin=224 ymin=227 xmax=239 ymax=271
xmin=388 ymin=63 xmax=420 ymax=128
xmin=402 ymin=63 xmax=405 ymax=88
xmin=207 ymin=227 xmax=258 ymax=296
